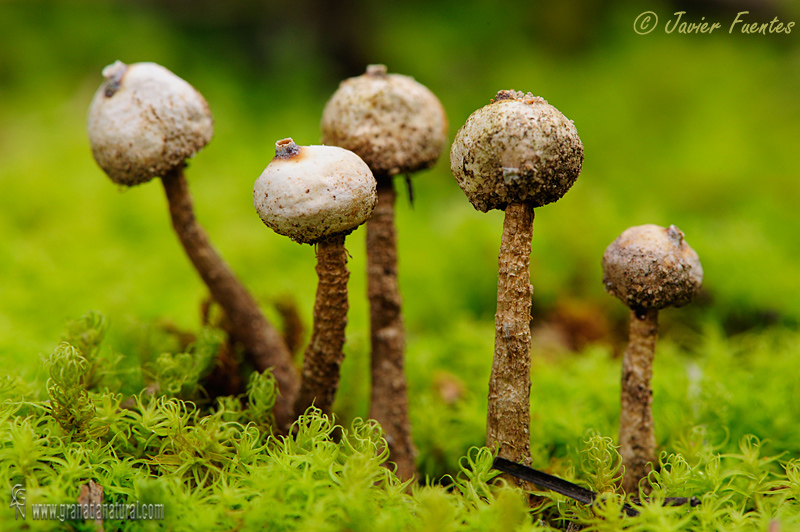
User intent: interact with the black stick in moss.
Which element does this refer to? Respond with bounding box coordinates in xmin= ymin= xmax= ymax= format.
xmin=492 ymin=457 xmax=701 ymax=516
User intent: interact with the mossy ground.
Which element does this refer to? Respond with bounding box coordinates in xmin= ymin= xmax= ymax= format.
xmin=2 ymin=313 xmax=800 ymax=530
xmin=1 ymin=1 xmax=799 ymax=530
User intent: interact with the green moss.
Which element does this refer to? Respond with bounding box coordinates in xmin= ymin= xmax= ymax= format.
xmin=2 ymin=314 xmax=800 ymax=530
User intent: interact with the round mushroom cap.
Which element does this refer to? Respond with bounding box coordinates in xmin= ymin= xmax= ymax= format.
xmin=602 ymin=224 xmax=703 ymax=310
xmin=87 ymin=61 xmax=213 ymax=186
xmin=254 ymin=139 xmax=377 ymax=244
xmin=321 ymin=64 xmax=448 ymax=177
xmin=450 ymin=90 xmax=583 ymax=213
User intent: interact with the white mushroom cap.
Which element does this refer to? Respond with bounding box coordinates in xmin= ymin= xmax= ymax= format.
xmin=321 ymin=64 xmax=448 ymax=177
xmin=253 ymin=139 xmax=377 ymax=244
xmin=87 ymin=61 xmax=213 ymax=186
xmin=602 ymin=224 xmax=704 ymax=310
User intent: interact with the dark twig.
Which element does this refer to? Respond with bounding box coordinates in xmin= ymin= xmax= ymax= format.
xmin=404 ymin=175 xmax=414 ymax=208
xmin=491 ymin=457 xmax=701 ymax=517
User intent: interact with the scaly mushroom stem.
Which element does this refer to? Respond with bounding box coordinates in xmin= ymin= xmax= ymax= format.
xmin=294 ymin=233 xmax=350 ymax=417
xmin=161 ymin=166 xmax=299 ymax=429
xmin=488 ymin=201 xmax=534 ymax=482
xmin=367 ymin=177 xmax=417 ymax=481
xmin=620 ymin=308 xmax=659 ymax=493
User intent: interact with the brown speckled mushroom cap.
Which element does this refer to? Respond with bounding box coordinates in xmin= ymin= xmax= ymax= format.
xmin=602 ymin=224 xmax=703 ymax=310
xmin=253 ymin=139 xmax=377 ymax=244
xmin=450 ymin=90 xmax=584 ymax=213
xmin=321 ymin=64 xmax=448 ymax=177
xmin=87 ymin=61 xmax=213 ymax=186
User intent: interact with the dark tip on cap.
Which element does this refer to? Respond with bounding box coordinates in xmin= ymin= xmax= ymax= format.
xmin=275 ymin=138 xmax=301 ymax=159
xmin=491 ymin=89 xmax=546 ymax=106
xmin=493 ymin=90 xmax=520 ymax=102
xmin=366 ymin=64 xmax=388 ymax=77
xmin=667 ymin=224 xmax=684 ymax=245
xmin=102 ymin=60 xmax=128 ymax=98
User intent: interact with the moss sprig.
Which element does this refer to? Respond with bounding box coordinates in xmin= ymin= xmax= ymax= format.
xmin=46 ymin=342 xmax=104 ymax=439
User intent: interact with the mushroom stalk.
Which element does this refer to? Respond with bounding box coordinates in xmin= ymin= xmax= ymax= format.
xmin=161 ymin=166 xmax=299 ymax=428
xmin=367 ymin=177 xmax=416 ymax=480
xmin=619 ymin=308 xmax=658 ymax=493
xmin=294 ymin=233 xmax=350 ymax=417
xmin=254 ymin=139 xmax=375 ymax=418
xmin=451 ymin=91 xmax=583 ymax=488
xmin=87 ymin=62 xmax=300 ymax=429
xmin=488 ymin=201 xmax=534 ymax=476
xmin=321 ymin=65 xmax=447 ymax=480
xmin=602 ymin=224 xmax=703 ymax=492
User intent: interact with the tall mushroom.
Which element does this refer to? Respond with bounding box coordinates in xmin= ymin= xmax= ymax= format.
xmin=602 ymin=224 xmax=703 ymax=493
xmin=320 ymin=64 xmax=448 ymax=480
xmin=87 ymin=61 xmax=299 ymax=429
xmin=450 ymin=91 xmax=584 ymax=477
xmin=253 ymin=138 xmax=377 ymax=417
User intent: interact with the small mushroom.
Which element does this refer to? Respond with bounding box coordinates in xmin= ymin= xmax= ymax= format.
xmin=602 ymin=224 xmax=703 ymax=493
xmin=321 ymin=64 xmax=447 ymax=480
xmin=254 ymin=138 xmax=377 ymax=417
xmin=87 ymin=61 xmax=299 ymax=429
xmin=321 ymin=64 xmax=447 ymax=176
xmin=451 ymin=90 xmax=583 ymax=477
xmin=87 ymin=61 xmax=212 ymax=187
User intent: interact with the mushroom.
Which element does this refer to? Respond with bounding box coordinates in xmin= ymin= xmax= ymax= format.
xmin=254 ymin=138 xmax=377 ymax=417
xmin=602 ymin=224 xmax=703 ymax=493
xmin=87 ymin=61 xmax=299 ymax=429
xmin=320 ymin=64 xmax=448 ymax=480
xmin=450 ymin=90 xmax=584 ymax=476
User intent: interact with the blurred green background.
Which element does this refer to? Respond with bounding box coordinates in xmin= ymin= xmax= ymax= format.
xmin=1 ymin=0 xmax=799 ymax=474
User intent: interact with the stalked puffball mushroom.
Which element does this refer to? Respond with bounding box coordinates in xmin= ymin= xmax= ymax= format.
xmin=254 ymin=138 xmax=377 ymax=417
xmin=450 ymin=90 xmax=583 ymax=480
xmin=602 ymin=224 xmax=703 ymax=493
xmin=321 ymin=64 xmax=447 ymax=176
xmin=321 ymin=64 xmax=448 ymax=480
xmin=87 ymin=61 xmax=299 ymax=430
xmin=88 ymin=61 xmax=213 ymax=186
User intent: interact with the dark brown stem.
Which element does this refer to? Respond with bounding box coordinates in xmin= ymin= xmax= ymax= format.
xmin=160 ymin=167 xmax=299 ymax=430
xmin=488 ymin=201 xmax=534 ymax=485
xmin=367 ymin=178 xmax=416 ymax=481
xmin=294 ymin=233 xmax=350 ymax=417
xmin=620 ymin=308 xmax=659 ymax=494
